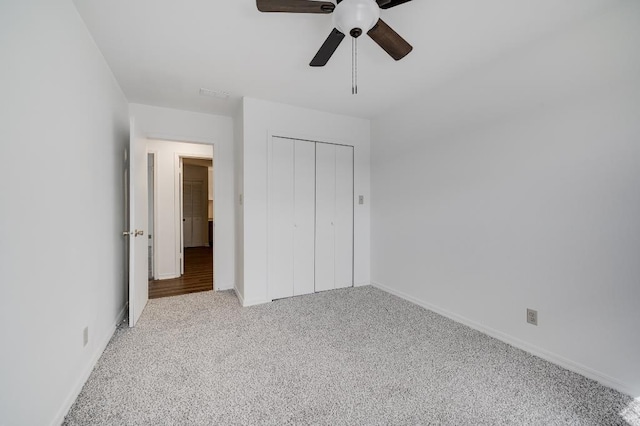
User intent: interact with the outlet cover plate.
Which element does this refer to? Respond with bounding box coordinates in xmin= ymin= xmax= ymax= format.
xmin=527 ymin=309 xmax=538 ymax=326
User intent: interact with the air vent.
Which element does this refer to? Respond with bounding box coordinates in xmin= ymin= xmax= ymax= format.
xmin=199 ymin=88 xmax=230 ymax=100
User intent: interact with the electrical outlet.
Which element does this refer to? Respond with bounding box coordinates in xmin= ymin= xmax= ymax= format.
xmin=527 ymin=309 xmax=538 ymax=326
xmin=83 ymin=327 xmax=89 ymax=347
xmin=358 ymin=195 xmax=364 ymax=205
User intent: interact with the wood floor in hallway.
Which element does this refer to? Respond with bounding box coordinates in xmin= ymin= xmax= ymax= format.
xmin=149 ymin=247 xmax=213 ymax=299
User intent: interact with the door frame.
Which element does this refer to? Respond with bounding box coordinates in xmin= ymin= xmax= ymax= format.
xmin=147 ymin=151 xmax=158 ymax=280
xmin=144 ymin=133 xmax=218 ymax=290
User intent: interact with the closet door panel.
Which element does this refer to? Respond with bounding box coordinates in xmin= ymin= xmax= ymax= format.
xmin=293 ymin=140 xmax=316 ymax=296
xmin=268 ymin=138 xmax=295 ymax=300
xmin=334 ymin=145 xmax=354 ymax=289
xmin=315 ymin=143 xmax=335 ymax=292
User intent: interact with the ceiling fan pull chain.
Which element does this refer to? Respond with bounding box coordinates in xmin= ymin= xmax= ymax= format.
xmin=351 ymin=37 xmax=355 ymax=95
xmin=355 ymin=37 xmax=358 ymax=94
xmin=351 ymin=36 xmax=358 ymax=95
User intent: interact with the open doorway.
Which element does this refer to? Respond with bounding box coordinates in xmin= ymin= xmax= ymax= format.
xmin=147 ymin=141 xmax=214 ymax=299
xmin=180 ymin=157 xmax=214 ymax=291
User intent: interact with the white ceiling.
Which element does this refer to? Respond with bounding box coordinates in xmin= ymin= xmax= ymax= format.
xmin=73 ymin=0 xmax=616 ymax=119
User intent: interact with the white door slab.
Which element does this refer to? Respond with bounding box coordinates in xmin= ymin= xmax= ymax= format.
xmin=293 ymin=139 xmax=315 ymax=296
xmin=334 ymin=145 xmax=354 ymax=289
xmin=315 ymin=143 xmax=336 ymax=292
xmin=128 ymin=118 xmax=149 ymax=327
xmin=268 ymin=137 xmax=295 ymax=300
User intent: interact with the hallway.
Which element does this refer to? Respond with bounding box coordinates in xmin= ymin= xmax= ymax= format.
xmin=149 ymin=247 xmax=213 ymax=299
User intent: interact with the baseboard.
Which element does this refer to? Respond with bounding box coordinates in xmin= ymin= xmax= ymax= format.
xmin=216 ymin=282 xmax=234 ymax=291
xmin=354 ymin=281 xmax=371 ymax=287
xmin=241 ymin=297 xmax=271 ymax=307
xmin=233 ymin=286 xmax=245 ymax=307
xmin=51 ymin=305 xmax=127 ymax=426
xmin=156 ymin=273 xmax=179 ymax=280
xmin=371 ymin=281 xmax=637 ymax=397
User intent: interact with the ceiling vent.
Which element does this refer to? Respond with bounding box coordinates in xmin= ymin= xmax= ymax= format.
xmin=199 ymin=88 xmax=230 ymax=100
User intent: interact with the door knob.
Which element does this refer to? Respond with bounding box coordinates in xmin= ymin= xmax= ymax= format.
xmin=123 ymin=231 xmax=132 ymax=236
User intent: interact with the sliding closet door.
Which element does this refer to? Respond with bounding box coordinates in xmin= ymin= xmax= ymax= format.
xmin=334 ymin=145 xmax=354 ymax=289
xmin=268 ymin=137 xmax=295 ymax=300
xmin=293 ymin=140 xmax=316 ymax=296
xmin=315 ymin=143 xmax=336 ymax=292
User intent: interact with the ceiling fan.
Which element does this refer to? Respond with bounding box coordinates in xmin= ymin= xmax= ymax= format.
xmin=256 ymin=0 xmax=413 ymax=67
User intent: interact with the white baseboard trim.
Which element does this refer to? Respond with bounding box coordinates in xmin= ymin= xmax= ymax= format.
xmin=51 ymin=305 xmax=127 ymax=426
xmin=241 ymin=297 xmax=271 ymax=307
xmin=371 ymin=281 xmax=637 ymax=397
xmin=233 ymin=286 xmax=245 ymax=307
xmin=232 ymin=285 xmax=270 ymax=308
xmin=354 ymin=281 xmax=371 ymax=287
xmin=156 ymin=273 xmax=179 ymax=280
xmin=216 ymin=282 xmax=234 ymax=291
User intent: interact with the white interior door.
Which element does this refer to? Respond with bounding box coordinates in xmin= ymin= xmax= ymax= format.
xmin=293 ymin=140 xmax=315 ymax=296
xmin=315 ymin=143 xmax=336 ymax=292
xmin=183 ymin=179 xmax=206 ymax=248
xmin=128 ymin=118 xmax=148 ymax=327
xmin=183 ymin=181 xmax=193 ymax=248
xmin=178 ymin=158 xmax=184 ymax=275
xmin=268 ymin=137 xmax=295 ymax=299
xmin=191 ymin=181 xmax=205 ymax=247
xmin=334 ymin=145 xmax=354 ymax=289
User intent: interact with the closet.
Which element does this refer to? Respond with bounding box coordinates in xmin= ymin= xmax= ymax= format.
xmin=268 ymin=136 xmax=354 ymax=300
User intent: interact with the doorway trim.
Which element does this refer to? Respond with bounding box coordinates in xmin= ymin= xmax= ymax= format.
xmin=145 ymin=133 xmax=219 ymax=291
xmin=147 ymin=151 xmax=158 ymax=280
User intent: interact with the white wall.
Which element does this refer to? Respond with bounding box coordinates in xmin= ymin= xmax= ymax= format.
xmin=130 ymin=104 xmax=235 ymax=290
xmin=371 ymin=2 xmax=640 ymax=397
xmin=241 ymin=97 xmax=371 ymax=306
xmin=0 ymin=1 xmax=130 ymax=425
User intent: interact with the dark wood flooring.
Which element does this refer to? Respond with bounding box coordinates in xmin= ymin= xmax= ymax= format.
xmin=149 ymin=247 xmax=213 ymax=299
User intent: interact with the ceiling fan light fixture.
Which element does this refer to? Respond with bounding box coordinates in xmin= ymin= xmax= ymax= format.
xmin=333 ymin=0 xmax=380 ymax=37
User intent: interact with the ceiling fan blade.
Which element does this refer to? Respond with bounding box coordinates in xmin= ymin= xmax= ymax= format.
xmin=310 ymin=28 xmax=345 ymax=67
xmin=367 ymin=19 xmax=413 ymax=61
xmin=256 ymin=0 xmax=335 ymax=13
xmin=378 ymin=0 xmax=413 ymax=9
